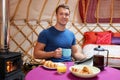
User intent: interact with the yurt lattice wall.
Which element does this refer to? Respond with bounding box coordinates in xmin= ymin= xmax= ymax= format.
xmin=9 ymin=0 xmax=120 ymax=62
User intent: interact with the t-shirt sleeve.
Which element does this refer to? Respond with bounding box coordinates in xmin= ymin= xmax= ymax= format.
xmin=72 ymin=33 xmax=76 ymax=45
xmin=37 ymin=30 xmax=47 ymax=44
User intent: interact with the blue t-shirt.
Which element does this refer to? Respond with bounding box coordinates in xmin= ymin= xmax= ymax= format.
xmin=38 ymin=26 xmax=76 ymax=62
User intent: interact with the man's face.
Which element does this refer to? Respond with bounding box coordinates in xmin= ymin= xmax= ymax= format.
xmin=56 ymin=7 xmax=70 ymax=26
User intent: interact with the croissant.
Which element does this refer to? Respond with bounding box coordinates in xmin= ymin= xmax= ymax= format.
xmin=80 ymin=66 xmax=93 ymax=74
xmin=43 ymin=61 xmax=58 ymax=68
xmin=71 ymin=67 xmax=79 ymax=72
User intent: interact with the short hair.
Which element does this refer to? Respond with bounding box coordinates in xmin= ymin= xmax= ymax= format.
xmin=55 ymin=4 xmax=70 ymax=14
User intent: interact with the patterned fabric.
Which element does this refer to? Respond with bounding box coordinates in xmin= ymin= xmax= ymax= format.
xmin=79 ymin=0 xmax=120 ymax=23
xmin=96 ymin=31 xmax=112 ymax=44
xmin=83 ymin=31 xmax=113 ymax=47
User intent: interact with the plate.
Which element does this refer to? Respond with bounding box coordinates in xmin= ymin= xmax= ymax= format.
xmin=43 ymin=62 xmax=64 ymax=69
xmin=43 ymin=65 xmax=57 ymax=69
xmin=69 ymin=65 xmax=100 ymax=78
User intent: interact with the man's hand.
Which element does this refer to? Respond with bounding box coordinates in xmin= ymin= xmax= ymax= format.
xmin=53 ymin=48 xmax=62 ymax=58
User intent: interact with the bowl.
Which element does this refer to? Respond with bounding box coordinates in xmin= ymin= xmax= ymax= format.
xmin=69 ymin=65 xmax=100 ymax=78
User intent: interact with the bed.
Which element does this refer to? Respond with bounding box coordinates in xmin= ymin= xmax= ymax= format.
xmin=82 ymin=31 xmax=120 ymax=68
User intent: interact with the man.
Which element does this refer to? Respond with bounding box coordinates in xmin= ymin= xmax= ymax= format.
xmin=34 ymin=4 xmax=86 ymax=62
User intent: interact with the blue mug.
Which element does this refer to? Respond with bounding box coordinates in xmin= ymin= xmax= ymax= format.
xmin=62 ymin=48 xmax=71 ymax=58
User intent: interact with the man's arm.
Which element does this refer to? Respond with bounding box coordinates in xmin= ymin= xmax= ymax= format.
xmin=34 ymin=42 xmax=62 ymax=59
xmin=71 ymin=45 xmax=86 ymax=61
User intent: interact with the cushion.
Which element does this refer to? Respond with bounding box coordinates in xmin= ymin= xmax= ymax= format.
xmin=96 ymin=31 xmax=112 ymax=44
xmin=113 ymin=32 xmax=120 ymax=37
xmin=83 ymin=32 xmax=97 ymax=47
xmin=112 ymin=37 xmax=120 ymax=45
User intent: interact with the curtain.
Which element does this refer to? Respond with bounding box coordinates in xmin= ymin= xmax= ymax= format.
xmin=79 ymin=0 xmax=120 ymax=23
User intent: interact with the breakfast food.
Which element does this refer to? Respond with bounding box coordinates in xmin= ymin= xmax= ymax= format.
xmin=43 ymin=60 xmax=58 ymax=69
xmin=80 ymin=66 xmax=93 ymax=74
xmin=40 ymin=59 xmax=46 ymax=65
xmin=71 ymin=66 xmax=93 ymax=74
xmin=71 ymin=67 xmax=79 ymax=72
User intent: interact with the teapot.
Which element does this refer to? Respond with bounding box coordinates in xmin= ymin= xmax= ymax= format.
xmin=93 ymin=45 xmax=109 ymax=70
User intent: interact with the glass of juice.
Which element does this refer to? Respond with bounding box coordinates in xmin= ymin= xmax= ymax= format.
xmin=57 ymin=63 xmax=67 ymax=74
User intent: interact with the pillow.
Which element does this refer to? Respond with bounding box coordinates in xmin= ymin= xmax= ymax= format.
xmin=112 ymin=37 xmax=120 ymax=45
xmin=96 ymin=31 xmax=112 ymax=44
xmin=113 ymin=32 xmax=120 ymax=37
xmin=83 ymin=32 xmax=97 ymax=47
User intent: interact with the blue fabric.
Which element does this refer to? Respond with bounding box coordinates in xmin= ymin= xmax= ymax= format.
xmin=38 ymin=26 xmax=76 ymax=62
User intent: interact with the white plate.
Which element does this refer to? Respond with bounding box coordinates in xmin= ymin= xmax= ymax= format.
xmin=69 ymin=65 xmax=100 ymax=78
xmin=43 ymin=65 xmax=57 ymax=69
xmin=43 ymin=63 xmax=64 ymax=69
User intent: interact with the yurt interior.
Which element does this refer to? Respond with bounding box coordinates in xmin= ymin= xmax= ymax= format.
xmin=0 ymin=0 xmax=120 ymax=80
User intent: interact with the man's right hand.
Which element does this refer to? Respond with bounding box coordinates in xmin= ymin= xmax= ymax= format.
xmin=53 ymin=48 xmax=62 ymax=58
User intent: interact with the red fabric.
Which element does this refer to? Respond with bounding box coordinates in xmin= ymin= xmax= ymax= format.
xmin=79 ymin=0 xmax=84 ymax=23
xmin=96 ymin=31 xmax=112 ymax=44
xmin=79 ymin=0 xmax=120 ymax=23
xmin=113 ymin=32 xmax=120 ymax=37
xmin=79 ymin=0 xmax=89 ymax=23
xmin=83 ymin=31 xmax=97 ymax=47
xmin=82 ymin=31 xmax=113 ymax=47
